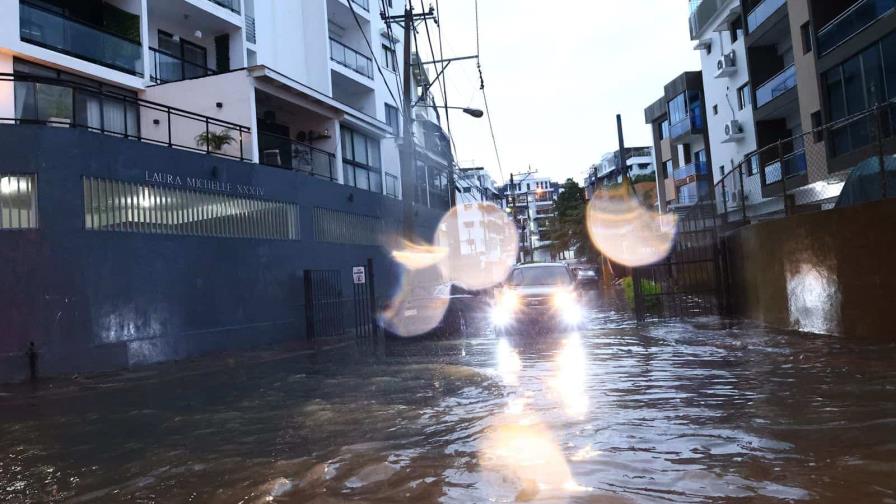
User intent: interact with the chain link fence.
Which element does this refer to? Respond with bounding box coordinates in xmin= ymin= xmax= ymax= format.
xmin=712 ymin=100 xmax=896 ymax=228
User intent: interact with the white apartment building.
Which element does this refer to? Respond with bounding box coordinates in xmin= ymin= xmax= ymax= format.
xmin=689 ymin=0 xmax=781 ymax=217
xmin=500 ymin=174 xmax=559 ymax=263
xmin=453 ymin=167 xmax=503 ymax=261
xmin=0 ymin=0 xmax=449 ymax=207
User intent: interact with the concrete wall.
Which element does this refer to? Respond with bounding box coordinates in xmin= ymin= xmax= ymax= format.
xmin=725 ymin=197 xmax=896 ymax=338
xmin=0 ymin=125 xmax=442 ymax=382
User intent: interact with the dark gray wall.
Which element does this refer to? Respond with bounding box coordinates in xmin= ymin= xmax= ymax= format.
xmin=0 ymin=125 xmax=442 ymax=381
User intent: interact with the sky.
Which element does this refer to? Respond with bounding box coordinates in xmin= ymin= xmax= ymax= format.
xmin=419 ymin=0 xmax=701 ymax=185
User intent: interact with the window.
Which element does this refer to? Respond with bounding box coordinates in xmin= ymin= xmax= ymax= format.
xmin=718 ymin=165 xmax=725 ymax=177
xmin=663 ymin=160 xmax=673 ymax=179
xmin=13 ymin=59 xmax=139 ymax=136
xmin=341 ymin=126 xmax=382 ymax=193
xmin=0 ymin=174 xmax=38 ymax=229
xmin=668 ymin=93 xmax=688 ymax=125
xmin=800 ymin=22 xmax=813 ymax=54
xmin=811 ymin=110 xmax=823 ymax=143
xmin=385 ymin=104 xmax=399 ymax=134
xmin=660 ymin=119 xmax=671 ymax=139
xmin=747 ymin=154 xmax=760 ymax=176
xmin=382 ymin=44 xmax=397 ymax=72
xmin=712 ymin=104 xmax=718 ymax=116
xmin=158 ymin=31 xmax=209 ymax=81
xmin=83 ymin=177 xmax=298 ymax=239
xmin=385 ymin=172 xmax=399 ymax=198
xmin=738 ymin=83 xmax=752 ymax=110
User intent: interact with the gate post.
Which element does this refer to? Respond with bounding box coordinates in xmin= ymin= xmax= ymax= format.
xmin=303 ymin=269 xmax=315 ymax=340
xmin=632 ymin=267 xmax=645 ymax=322
xmin=366 ymin=258 xmax=378 ymax=338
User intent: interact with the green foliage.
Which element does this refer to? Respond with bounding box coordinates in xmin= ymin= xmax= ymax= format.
xmin=546 ymin=178 xmax=601 ymax=261
xmin=195 ymin=130 xmax=236 ymax=152
xmin=622 ymin=276 xmax=661 ymax=309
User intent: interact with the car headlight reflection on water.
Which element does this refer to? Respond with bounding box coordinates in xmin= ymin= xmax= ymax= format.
xmin=491 ymin=289 xmax=519 ymax=327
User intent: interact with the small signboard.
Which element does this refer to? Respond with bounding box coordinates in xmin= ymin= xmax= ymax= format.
xmin=352 ymin=266 xmax=366 ymax=284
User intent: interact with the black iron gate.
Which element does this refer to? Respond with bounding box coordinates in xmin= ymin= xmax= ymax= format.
xmin=632 ymin=200 xmax=725 ymax=319
xmin=303 ymin=269 xmax=345 ymax=339
xmin=352 ymin=258 xmax=379 ymax=339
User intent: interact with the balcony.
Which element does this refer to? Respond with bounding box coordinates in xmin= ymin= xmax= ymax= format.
xmin=329 ymin=38 xmax=373 ymax=79
xmin=350 ymin=0 xmax=369 ymax=12
xmin=19 ymin=2 xmax=143 ymax=76
xmin=763 ymin=149 xmax=807 ymax=184
xmin=817 ymin=0 xmax=896 ymax=55
xmin=673 ymin=161 xmax=708 ymax=182
xmin=689 ymin=0 xmax=723 ymax=39
xmin=747 ymin=0 xmax=787 ymax=33
xmin=669 ymin=113 xmax=704 ymax=140
xmin=208 ymin=0 xmax=240 ymax=14
xmin=258 ymin=132 xmax=338 ymax=181
xmin=149 ymin=48 xmax=217 ymax=84
xmin=755 ymin=64 xmax=796 ymax=109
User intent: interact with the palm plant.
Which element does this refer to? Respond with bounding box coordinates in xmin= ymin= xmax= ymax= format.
xmin=195 ymin=130 xmax=236 ymax=152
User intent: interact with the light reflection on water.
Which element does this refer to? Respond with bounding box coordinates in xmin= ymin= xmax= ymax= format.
xmin=1 ymin=296 xmax=896 ymax=502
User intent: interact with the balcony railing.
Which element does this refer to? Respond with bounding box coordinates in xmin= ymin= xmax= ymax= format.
xmin=19 ymin=2 xmax=142 ymax=76
xmin=817 ymin=0 xmax=896 ymax=55
xmin=746 ymin=0 xmax=786 ymax=33
xmin=763 ymin=149 xmax=807 ymax=184
xmin=208 ymin=0 xmax=240 ymax=14
xmin=329 ymin=39 xmax=373 ymax=78
xmin=689 ymin=0 xmax=723 ymax=38
xmin=0 ymin=73 xmax=251 ymax=161
xmin=149 ymin=48 xmax=217 ymax=84
xmin=673 ymin=160 xmax=707 ymax=181
xmin=755 ymin=64 xmax=796 ymax=108
xmin=350 ymin=0 xmax=370 ymax=12
xmin=669 ymin=114 xmax=703 ymax=140
xmin=258 ymin=132 xmax=338 ymax=181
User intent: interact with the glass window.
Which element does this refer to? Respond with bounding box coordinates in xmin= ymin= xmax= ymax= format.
xmin=668 ymin=93 xmax=688 ymax=124
xmin=843 ymin=57 xmax=866 ymax=116
xmin=0 ymin=174 xmax=38 ymax=229
xmin=883 ymin=31 xmax=896 ymax=100
xmin=825 ymin=67 xmax=847 ymax=122
xmin=660 ymin=119 xmax=670 ymax=139
xmin=83 ymin=177 xmax=298 ymax=240
xmin=385 ymin=104 xmax=399 ymax=134
xmin=382 ymin=44 xmax=397 ymax=71
xmin=738 ymin=83 xmax=752 ymax=110
xmin=861 ymin=44 xmax=885 ymax=106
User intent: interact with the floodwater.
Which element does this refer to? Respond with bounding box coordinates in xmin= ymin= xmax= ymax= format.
xmin=2 ymin=293 xmax=896 ymax=503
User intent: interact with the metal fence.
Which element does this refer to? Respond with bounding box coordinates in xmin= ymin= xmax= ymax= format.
xmin=713 ymin=100 xmax=896 ymax=229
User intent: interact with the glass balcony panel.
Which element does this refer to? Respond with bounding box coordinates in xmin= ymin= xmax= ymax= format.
xmin=329 ymin=39 xmax=373 ymax=78
xmin=755 ymin=64 xmax=797 ymax=108
xmin=19 ymin=2 xmax=142 ymax=76
xmin=817 ymin=0 xmax=896 ymax=55
xmin=747 ymin=0 xmax=786 ymax=33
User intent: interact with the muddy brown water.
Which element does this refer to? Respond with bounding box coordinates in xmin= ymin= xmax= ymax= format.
xmin=1 ymin=295 xmax=895 ymax=503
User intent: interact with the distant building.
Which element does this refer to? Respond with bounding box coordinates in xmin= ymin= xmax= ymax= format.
xmin=499 ymin=174 xmax=561 ymax=262
xmin=583 ymin=147 xmax=655 ymax=200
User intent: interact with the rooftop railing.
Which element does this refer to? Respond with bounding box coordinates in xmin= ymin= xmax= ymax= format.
xmin=257 ymin=131 xmax=338 ymax=181
xmin=817 ymin=0 xmax=896 ymax=55
xmin=329 ymin=38 xmax=373 ymax=79
xmin=19 ymin=1 xmax=143 ymax=76
xmin=0 ymin=73 xmax=251 ymax=162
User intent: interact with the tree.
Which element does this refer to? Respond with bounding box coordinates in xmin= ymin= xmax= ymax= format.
xmin=547 ymin=179 xmax=600 ymax=262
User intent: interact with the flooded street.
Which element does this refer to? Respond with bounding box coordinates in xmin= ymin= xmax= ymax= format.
xmin=2 ymin=294 xmax=896 ymax=503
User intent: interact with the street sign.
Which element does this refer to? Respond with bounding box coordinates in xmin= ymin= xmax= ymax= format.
xmin=352 ymin=266 xmax=366 ymax=284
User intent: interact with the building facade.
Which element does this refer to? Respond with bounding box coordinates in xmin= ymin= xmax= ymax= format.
xmin=0 ymin=0 xmax=457 ymax=380
xmin=499 ymin=174 xmax=560 ymax=263
xmin=645 ymin=71 xmax=715 ymax=213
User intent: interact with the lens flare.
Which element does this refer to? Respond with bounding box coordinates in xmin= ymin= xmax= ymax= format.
xmin=380 ymin=266 xmax=451 ymax=337
xmin=496 ymin=338 xmax=522 ymax=386
xmin=550 ymin=333 xmax=588 ymax=419
xmin=585 ymin=185 xmax=677 ymax=267
xmin=390 ymin=240 xmax=449 ymax=270
xmin=433 ymin=202 xmax=519 ymax=290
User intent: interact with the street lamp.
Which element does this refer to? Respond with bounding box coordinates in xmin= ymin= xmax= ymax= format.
xmin=415 ymin=104 xmax=484 ymax=118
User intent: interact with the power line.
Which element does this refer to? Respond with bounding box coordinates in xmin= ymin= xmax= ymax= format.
xmin=380 ymin=0 xmax=405 ymax=112
xmin=474 ymin=0 xmax=504 ymax=184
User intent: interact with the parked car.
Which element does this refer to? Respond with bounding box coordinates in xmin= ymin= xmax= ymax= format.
xmin=574 ymin=267 xmax=601 ymax=289
xmin=384 ymin=283 xmax=476 ymax=338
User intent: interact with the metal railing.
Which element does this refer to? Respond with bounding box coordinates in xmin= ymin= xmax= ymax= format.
xmin=670 ymin=113 xmax=703 ymax=139
xmin=246 ymin=15 xmax=256 ymax=44
xmin=689 ymin=0 xmax=723 ymax=39
xmin=149 ymin=47 xmax=217 ymax=84
xmin=708 ymin=100 xmax=896 ymax=227
xmin=350 ymin=0 xmax=370 ymax=11
xmin=0 ymin=73 xmax=251 ymax=162
xmin=208 ymin=0 xmax=240 ymax=14
xmin=746 ymin=0 xmax=787 ymax=33
xmin=257 ymin=131 xmax=338 ymax=181
xmin=674 ymin=160 xmax=708 ymax=181
xmin=817 ymin=0 xmax=896 ymax=55
xmin=755 ymin=64 xmax=796 ymax=108
xmin=329 ymin=38 xmax=373 ymax=78
xmin=19 ymin=1 xmax=142 ymax=76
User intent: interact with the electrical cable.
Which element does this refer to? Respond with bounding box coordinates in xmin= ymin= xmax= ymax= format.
xmin=473 ymin=0 xmax=504 ymax=184
xmin=346 ymin=0 xmax=401 ymax=114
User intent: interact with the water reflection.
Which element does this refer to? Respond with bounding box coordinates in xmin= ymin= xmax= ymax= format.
xmin=1 ymin=301 xmax=895 ymax=502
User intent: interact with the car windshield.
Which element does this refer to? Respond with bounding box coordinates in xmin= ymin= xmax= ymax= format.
xmin=508 ymin=266 xmax=573 ymax=286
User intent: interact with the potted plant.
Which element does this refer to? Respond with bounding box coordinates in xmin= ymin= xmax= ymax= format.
xmin=195 ymin=129 xmax=236 ymax=152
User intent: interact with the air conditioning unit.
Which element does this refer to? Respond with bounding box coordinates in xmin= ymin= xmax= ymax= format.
xmin=721 ymin=120 xmax=745 ymax=143
xmin=714 ymin=51 xmax=737 ymax=78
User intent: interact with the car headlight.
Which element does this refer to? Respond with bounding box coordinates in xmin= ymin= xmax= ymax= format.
xmin=552 ymin=289 xmax=577 ymax=308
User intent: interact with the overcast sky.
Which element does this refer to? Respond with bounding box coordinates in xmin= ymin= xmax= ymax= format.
xmin=419 ymin=0 xmax=700 ymax=185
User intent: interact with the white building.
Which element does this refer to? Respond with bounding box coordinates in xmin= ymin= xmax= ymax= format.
xmin=0 ymin=0 xmax=450 ymax=207
xmin=453 ymin=167 xmax=503 ymax=262
xmin=500 ymin=174 xmax=560 ymax=263
xmin=689 ymin=0 xmax=781 ymax=217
